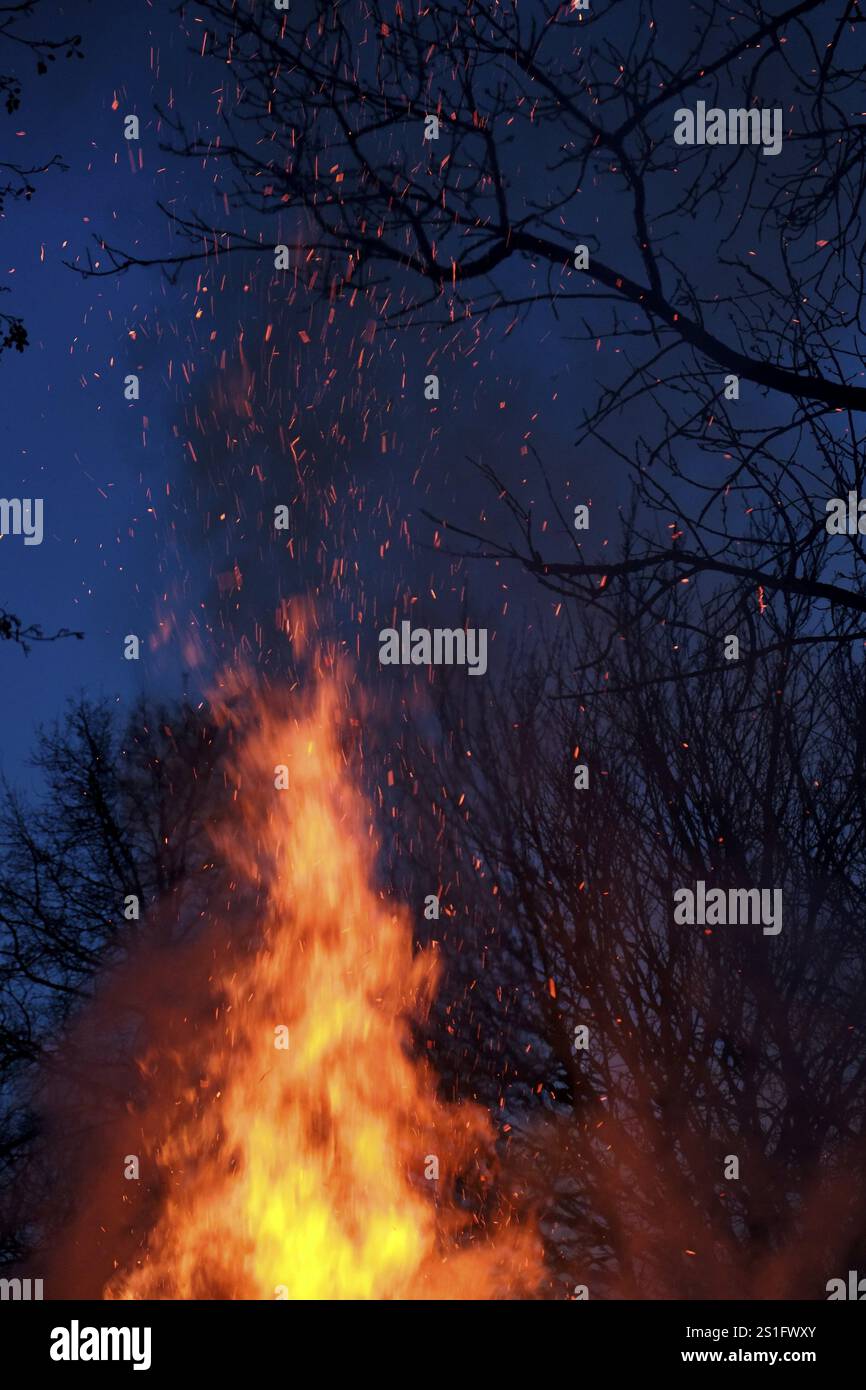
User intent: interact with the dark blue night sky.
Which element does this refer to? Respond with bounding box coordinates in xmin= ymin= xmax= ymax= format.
xmin=1 ymin=0 xmax=626 ymax=787
xmin=2 ymin=1 xmax=199 ymax=778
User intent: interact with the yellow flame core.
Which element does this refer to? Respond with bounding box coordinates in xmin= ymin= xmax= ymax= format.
xmin=107 ymin=672 xmax=538 ymax=1299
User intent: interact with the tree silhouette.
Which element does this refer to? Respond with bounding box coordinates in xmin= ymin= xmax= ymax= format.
xmin=393 ymin=581 xmax=866 ymax=1297
xmin=73 ymin=0 xmax=866 ymax=656
xmin=0 ymin=696 xmax=223 ymax=1264
xmin=0 ymin=608 xmax=83 ymax=650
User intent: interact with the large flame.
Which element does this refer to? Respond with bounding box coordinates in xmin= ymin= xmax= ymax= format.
xmin=106 ymin=654 xmax=538 ymax=1299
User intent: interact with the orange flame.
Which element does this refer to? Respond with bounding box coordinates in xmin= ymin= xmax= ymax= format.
xmin=106 ymin=659 xmax=539 ymax=1299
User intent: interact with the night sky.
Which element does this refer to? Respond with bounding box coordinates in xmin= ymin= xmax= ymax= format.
xmin=2 ymin=0 xmax=196 ymax=778
xmin=1 ymin=0 xmax=628 ymax=790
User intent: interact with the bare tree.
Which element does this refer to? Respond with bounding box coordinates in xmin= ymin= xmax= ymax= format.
xmin=73 ymin=0 xmax=866 ymax=652
xmin=389 ymin=582 xmax=866 ymax=1297
xmin=0 ymin=696 xmax=223 ymax=1263
xmin=0 ymin=609 xmax=82 ymax=652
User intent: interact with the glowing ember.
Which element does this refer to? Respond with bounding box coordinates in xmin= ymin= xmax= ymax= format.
xmin=106 ymin=657 xmax=538 ymax=1300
